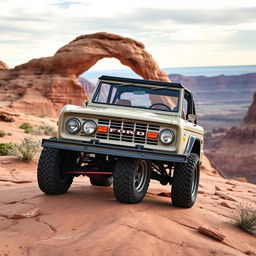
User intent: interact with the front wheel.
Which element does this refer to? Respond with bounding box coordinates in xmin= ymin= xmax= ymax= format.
xmin=171 ymin=153 xmax=200 ymax=208
xmin=37 ymin=138 xmax=74 ymax=194
xmin=113 ymin=158 xmax=151 ymax=204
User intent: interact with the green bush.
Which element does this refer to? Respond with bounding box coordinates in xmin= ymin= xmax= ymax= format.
xmin=0 ymin=143 xmax=14 ymax=155
xmin=0 ymin=130 xmax=6 ymax=137
xmin=32 ymin=125 xmax=57 ymax=136
xmin=19 ymin=122 xmax=57 ymax=136
xmin=11 ymin=137 xmax=41 ymax=162
xmin=233 ymin=203 xmax=256 ymax=236
xmin=19 ymin=122 xmax=33 ymax=133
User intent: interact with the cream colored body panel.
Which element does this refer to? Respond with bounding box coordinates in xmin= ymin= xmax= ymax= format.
xmin=58 ymin=102 xmax=204 ymax=159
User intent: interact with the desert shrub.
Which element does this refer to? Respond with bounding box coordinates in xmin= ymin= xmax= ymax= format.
xmin=19 ymin=122 xmax=33 ymax=133
xmin=11 ymin=137 xmax=41 ymax=162
xmin=31 ymin=125 xmax=57 ymax=136
xmin=0 ymin=143 xmax=15 ymax=155
xmin=233 ymin=203 xmax=256 ymax=236
xmin=0 ymin=130 xmax=6 ymax=137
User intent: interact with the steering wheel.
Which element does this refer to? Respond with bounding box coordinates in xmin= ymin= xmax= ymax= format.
xmin=149 ymin=103 xmax=172 ymax=111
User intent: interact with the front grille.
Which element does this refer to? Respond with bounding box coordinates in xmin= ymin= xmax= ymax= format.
xmin=96 ymin=119 xmax=160 ymax=145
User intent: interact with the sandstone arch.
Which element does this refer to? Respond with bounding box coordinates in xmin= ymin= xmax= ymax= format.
xmin=0 ymin=32 xmax=169 ymax=116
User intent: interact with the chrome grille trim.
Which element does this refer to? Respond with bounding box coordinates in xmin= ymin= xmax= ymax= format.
xmin=96 ymin=119 xmax=160 ymax=145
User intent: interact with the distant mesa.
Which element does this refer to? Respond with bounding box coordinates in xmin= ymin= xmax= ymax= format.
xmin=0 ymin=60 xmax=9 ymax=70
xmin=0 ymin=32 xmax=169 ymax=116
xmin=206 ymin=93 xmax=256 ymax=184
xmin=170 ymin=73 xmax=256 ymax=91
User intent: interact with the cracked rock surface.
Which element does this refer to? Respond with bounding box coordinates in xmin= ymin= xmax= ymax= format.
xmin=0 ymin=153 xmax=256 ymax=256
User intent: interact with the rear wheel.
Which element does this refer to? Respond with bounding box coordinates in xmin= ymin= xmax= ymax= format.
xmin=37 ymin=138 xmax=75 ymax=194
xmin=90 ymin=177 xmax=113 ymax=187
xmin=113 ymin=158 xmax=151 ymax=204
xmin=171 ymin=153 xmax=200 ymax=208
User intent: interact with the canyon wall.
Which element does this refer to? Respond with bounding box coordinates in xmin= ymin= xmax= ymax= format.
xmin=206 ymin=93 xmax=256 ymax=184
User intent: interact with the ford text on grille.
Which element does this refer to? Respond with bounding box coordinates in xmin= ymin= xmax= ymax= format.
xmin=109 ymin=128 xmax=145 ymax=136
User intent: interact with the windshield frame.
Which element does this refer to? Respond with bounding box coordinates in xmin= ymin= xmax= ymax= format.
xmin=91 ymin=81 xmax=182 ymax=115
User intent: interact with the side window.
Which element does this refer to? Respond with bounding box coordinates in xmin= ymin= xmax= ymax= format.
xmin=183 ymin=98 xmax=188 ymax=119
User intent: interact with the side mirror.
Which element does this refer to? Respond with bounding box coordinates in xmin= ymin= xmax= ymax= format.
xmin=188 ymin=114 xmax=196 ymax=123
xmin=83 ymin=100 xmax=88 ymax=107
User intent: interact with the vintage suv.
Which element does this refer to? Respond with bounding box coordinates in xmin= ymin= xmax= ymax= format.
xmin=37 ymin=75 xmax=204 ymax=208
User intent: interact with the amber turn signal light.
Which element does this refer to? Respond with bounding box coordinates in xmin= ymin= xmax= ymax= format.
xmin=97 ymin=126 xmax=108 ymax=133
xmin=147 ymin=131 xmax=158 ymax=139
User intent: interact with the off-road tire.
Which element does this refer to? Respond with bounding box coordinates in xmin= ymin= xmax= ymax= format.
xmin=171 ymin=153 xmax=200 ymax=208
xmin=37 ymin=138 xmax=74 ymax=195
xmin=90 ymin=177 xmax=113 ymax=187
xmin=113 ymin=158 xmax=151 ymax=204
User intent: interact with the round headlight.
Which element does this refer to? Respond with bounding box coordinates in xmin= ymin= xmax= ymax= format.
xmin=82 ymin=120 xmax=97 ymax=135
xmin=66 ymin=118 xmax=81 ymax=134
xmin=160 ymin=129 xmax=175 ymax=145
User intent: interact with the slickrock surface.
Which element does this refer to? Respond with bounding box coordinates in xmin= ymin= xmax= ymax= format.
xmin=0 ymin=156 xmax=255 ymax=256
xmin=0 ymin=114 xmax=256 ymax=256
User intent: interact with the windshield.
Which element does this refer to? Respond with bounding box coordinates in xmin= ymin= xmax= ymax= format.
xmin=92 ymin=82 xmax=180 ymax=112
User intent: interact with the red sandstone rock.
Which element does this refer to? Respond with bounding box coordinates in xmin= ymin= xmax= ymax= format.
xmin=220 ymin=201 xmax=235 ymax=209
xmin=245 ymin=251 xmax=256 ymax=256
xmin=1 ymin=160 xmax=12 ymax=164
xmin=10 ymin=208 xmax=40 ymax=219
xmin=0 ymin=32 xmax=169 ymax=116
xmin=198 ymin=225 xmax=225 ymax=241
xmin=215 ymin=191 xmax=237 ymax=202
xmin=233 ymin=177 xmax=247 ymax=183
xmin=225 ymin=181 xmax=236 ymax=186
xmin=215 ymin=186 xmax=222 ymax=191
xmin=0 ymin=108 xmax=19 ymax=122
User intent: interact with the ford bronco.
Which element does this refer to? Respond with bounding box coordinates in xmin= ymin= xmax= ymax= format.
xmin=37 ymin=75 xmax=204 ymax=208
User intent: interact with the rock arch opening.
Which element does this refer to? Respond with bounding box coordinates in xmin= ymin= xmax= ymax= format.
xmin=0 ymin=32 xmax=170 ymax=116
xmin=55 ymin=32 xmax=169 ymax=81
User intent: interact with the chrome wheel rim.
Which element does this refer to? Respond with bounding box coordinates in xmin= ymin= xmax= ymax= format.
xmin=134 ymin=160 xmax=147 ymax=192
xmin=191 ymin=165 xmax=199 ymax=196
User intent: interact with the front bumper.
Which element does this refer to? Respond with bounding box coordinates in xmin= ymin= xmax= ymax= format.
xmin=42 ymin=139 xmax=187 ymax=163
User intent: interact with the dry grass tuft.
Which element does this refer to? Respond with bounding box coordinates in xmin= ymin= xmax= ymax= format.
xmin=233 ymin=203 xmax=256 ymax=236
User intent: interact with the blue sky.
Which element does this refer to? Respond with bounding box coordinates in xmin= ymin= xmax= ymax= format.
xmin=0 ymin=0 xmax=256 ymax=69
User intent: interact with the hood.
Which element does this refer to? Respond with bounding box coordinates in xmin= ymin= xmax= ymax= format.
xmin=63 ymin=104 xmax=180 ymax=125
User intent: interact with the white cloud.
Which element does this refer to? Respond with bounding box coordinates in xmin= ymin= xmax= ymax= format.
xmin=0 ymin=0 xmax=256 ymax=68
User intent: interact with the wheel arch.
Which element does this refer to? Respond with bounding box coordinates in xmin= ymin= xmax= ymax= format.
xmin=184 ymin=135 xmax=201 ymax=157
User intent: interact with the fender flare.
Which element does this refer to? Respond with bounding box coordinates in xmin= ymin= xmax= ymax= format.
xmin=183 ymin=135 xmax=201 ymax=156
